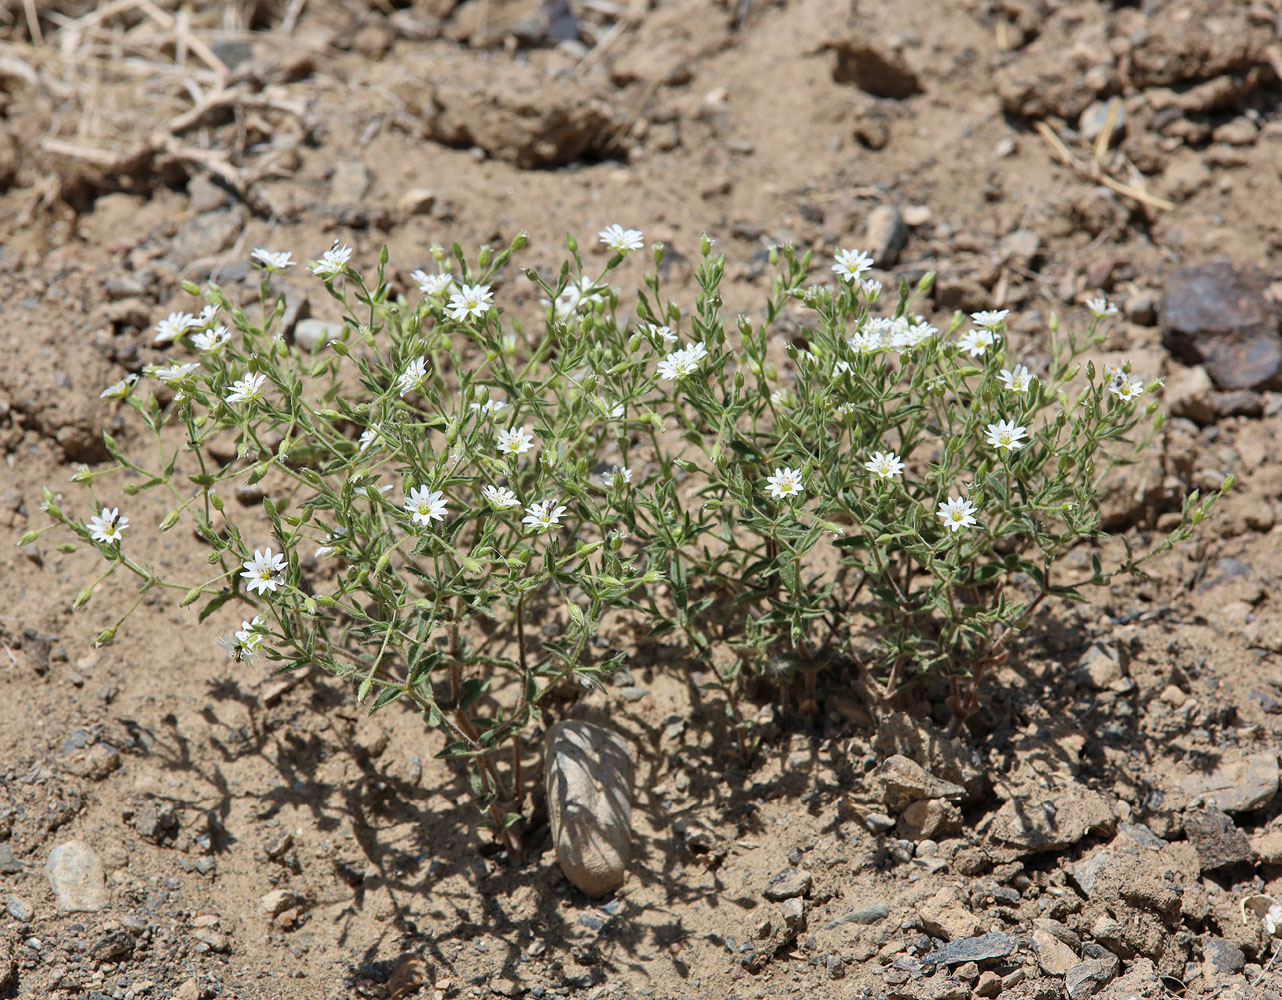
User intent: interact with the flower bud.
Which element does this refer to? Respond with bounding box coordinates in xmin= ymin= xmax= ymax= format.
xmin=18 ymin=529 xmax=38 ymax=546
xmin=180 ymin=586 xmax=203 ymax=606
xmin=628 ymin=333 xmax=643 ymax=353
xmin=330 ymin=339 xmax=350 ymax=356
xmin=513 ymin=231 xmax=529 ymax=251
xmin=210 ymin=492 xmax=224 ymax=512
xmin=181 ymin=280 xmax=202 ymax=295
xmin=357 ymin=677 xmax=372 ymax=703
xmin=57 ymin=543 xmax=77 ymax=553
xmin=566 ymin=234 xmax=579 ymax=254
xmin=642 ymin=570 xmax=665 ymax=583
xmin=502 ymin=334 xmax=518 ymax=356
xmin=478 ymin=245 xmax=492 ymax=269
xmin=734 ymin=371 xmax=745 ymax=389
xmin=159 ymin=510 xmax=181 ymax=531
xmin=700 ymin=233 xmax=714 ymax=257
xmin=73 ymin=588 xmax=93 ymax=610
xmin=93 ymin=627 xmax=117 ymax=647
xmin=652 ymin=243 xmax=665 ymax=266
xmin=764 ymin=362 xmax=777 ymax=381
xmin=315 ymin=594 xmax=337 ymax=607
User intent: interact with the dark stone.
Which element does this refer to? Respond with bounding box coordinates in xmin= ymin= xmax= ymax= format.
xmin=763 ymin=867 xmax=812 ymax=901
xmin=1182 ymin=808 xmax=1250 ymax=870
xmin=1064 ymin=953 xmax=1119 ymax=999
xmin=0 ymin=844 xmax=22 ymax=874
xmin=1201 ymin=936 xmax=1245 ymax=975
xmin=824 ymin=901 xmax=890 ymax=929
xmin=1160 ymin=261 xmax=1282 ymax=390
xmin=90 ymin=929 xmax=134 ymax=962
xmin=920 ymin=932 xmax=1019 ymax=967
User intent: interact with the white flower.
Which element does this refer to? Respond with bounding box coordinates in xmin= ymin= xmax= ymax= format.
xmin=314 ymin=534 xmax=343 ymax=559
xmin=482 ymin=484 xmax=520 ymax=509
xmin=522 ymin=498 xmax=568 ymax=532
xmin=860 ymin=278 xmax=883 ymax=302
xmin=1107 ymin=372 xmax=1147 ymax=402
xmin=971 ymin=310 xmax=1009 ymax=330
xmin=764 ymin=466 xmax=804 ymax=501
xmin=865 ymin=450 xmax=905 ymax=480
xmin=447 ymin=282 xmax=494 ymax=322
xmin=152 ymin=362 xmax=201 ymax=383
xmin=832 ymin=248 xmax=874 ymax=283
xmin=252 ymin=248 xmax=295 ymax=272
xmin=226 ymin=372 xmax=267 ymax=405
xmin=87 ymin=507 xmax=128 ymax=545
xmin=353 ymin=482 xmax=392 ymax=499
xmin=412 ymin=270 xmax=454 ymax=297
xmin=1086 ymin=297 xmax=1119 ymax=319
xmin=217 ymin=631 xmax=255 ymax=661
xmin=957 ymin=328 xmax=995 ymax=358
xmin=657 ymin=342 xmax=707 ymax=381
xmin=1265 ymin=902 xmax=1282 ymax=937
xmin=599 ymin=224 xmax=644 ymax=254
xmin=358 ymin=425 xmax=381 ymax=452
xmin=999 ymin=364 xmax=1034 ymax=393
xmin=153 ymin=311 xmax=197 ymax=345
xmin=648 ymin=324 xmax=678 ymax=345
xmin=985 ymin=419 xmax=1029 ymax=452
xmin=848 ymin=330 xmax=881 ymax=354
xmin=196 ymin=304 xmax=220 ymax=329
xmin=552 ymin=275 xmax=606 ymax=318
xmin=398 ymin=356 xmax=428 ymax=397
xmin=100 ymin=374 xmax=138 ymax=399
xmin=496 ymin=426 xmax=535 ymax=456
xmin=936 ymin=496 xmax=978 ymax=533
xmin=770 ymin=387 xmax=790 ymax=407
xmin=241 ymin=547 xmax=287 ymax=595
xmin=236 ymin=616 xmax=266 ymax=654
xmin=601 ymin=467 xmax=633 ymax=488
xmin=468 ymin=398 xmax=509 ymax=418
xmin=404 ymin=485 xmax=448 ymax=526
xmin=191 ymin=326 xmax=231 ymax=352
xmin=309 ymin=243 xmax=352 ymax=277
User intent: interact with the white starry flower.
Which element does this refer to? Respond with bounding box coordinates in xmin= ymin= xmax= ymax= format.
xmin=482 ymin=484 xmax=519 ymax=509
xmin=648 ymin=324 xmax=678 ymax=345
xmin=152 ymin=311 xmax=197 ymax=345
xmin=864 ymin=450 xmax=906 ymax=480
xmin=970 ymin=310 xmax=1009 ymax=330
xmin=217 ymin=631 xmax=255 ymax=661
xmin=191 ymin=326 xmax=231 ymax=353
xmin=309 ymin=243 xmax=353 ymax=277
xmin=936 ymin=496 xmax=978 ymax=533
xmin=985 ymin=419 xmax=1029 ymax=452
xmin=468 ymin=397 xmax=509 ymax=418
xmin=599 ymin=224 xmax=645 ymax=254
xmin=657 ymin=342 xmax=707 ymax=381
xmin=496 ymin=426 xmax=535 ymax=456
xmin=100 ymin=374 xmax=138 ymax=400
xmin=87 ymin=507 xmax=128 ymax=545
xmin=832 ymin=248 xmax=874 ymax=283
xmin=314 ymin=534 xmax=344 ymax=559
xmin=999 ymin=364 xmax=1034 ymax=393
xmin=235 ymin=616 xmax=266 ymax=655
xmin=770 ymin=387 xmax=791 ymax=407
xmin=358 ymin=425 xmax=381 ymax=452
xmin=848 ymin=330 xmax=881 ymax=354
xmin=447 ymin=282 xmax=494 ymax=322
xmin=412 ymin=270 xmax=454 ymax=297
xmin=251 ymin=248 xmax=295 ymax=272
xmin=196 ymin=304 xmax=220 ymax=329
xmin=765 ymin=466 xmax=804 ymax=501
xmin=1086 ymin=297 xmax=1119 ymax=319
xmin=552 ymin=275 xmax=606 ymax=318
xmin=353 ymin=482 xmax=392 ymax=499
xmin=226 ymin=372 xmax=267 ymax=405
xmin=404 ymin=485 xmax=448 ymax=526
xmin=241 ymin=547 xmax=287 ymax=595
xmin=1107 ymin=372 xmax=1147 ymax=402
xmin=860 ymin=278 xmax=883 ymax=302
xmin=957 ymin=328 xmax=995 ymax=358
xmin=601 ymin=467 xmax=633 ymax=488
xmin=398 ymin=356 xmax=428 ymax=397
xmin=522 ymin=498 xmax=568 ymax=532
xmin=152 ymin=362 xmax=201 ymax=384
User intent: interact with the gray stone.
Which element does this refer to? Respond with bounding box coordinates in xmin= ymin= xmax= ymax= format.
xmin=763 ymin=866 xmax=812 ymax=901
xmin=1033 ymin=927 xmax=1079 ymax=975
xmin=823 ymin=901 xmax=889 ymax=929
xmin=900 ymin=798 xmax=962 ymax=840
xmin=1072 ymin=643 xmax=1123 ymax=690
xmin=1164 ymin=364 xmax=1218 ymax=425
xmin=873 ymin=713 xmax=985 ymax=799
xmin=865 ymin=204 xmax=908 ymax=268
xmin=1179 ymin=752 xmax=1278 ymax=814
xmin=1161 ymin=261 xmax=1282 ymax=390
xmin=1183 ymin=807 xmax=1251 ymax=870
xmin=1079 ymin=100 xmax=1127 ymax=143
xmin=875 ymin=755 xmax=966 ymax=813
xmin=545 ymin=720 xmax=633 ymax=896
xmin=919 ymin=932 xmax=1018 ymax=967
xmin=90 ymin=929 xmax=134 ymax=962
xmin=293 ymin=318 xmax=341 ymax=352
xmin=329 ymin=161 xmax=373 ymax=203
xmin=5 ymin=895 xmax=31 ymax=921
xmin=171 ymin=207 xmax=246 ymax=267
xmin=1201 ymin=937 xmax=1245 ymax=977
xmin=1064 ymin=954 xmax=1119 ymax=999
xmin=988 ymin=778 xmax=1115 ymax=853
xmin=46 ymin=840 xmax=108 ymax=912
xmin=0 ymin=843 xmax=21 ymax=874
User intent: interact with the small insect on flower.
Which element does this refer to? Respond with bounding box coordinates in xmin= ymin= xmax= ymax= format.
xmin=153 ymin=362 xmax=201 ymax=383
xmin=599 ymin=224 xmax=645 ymax=254
xmin=87 ymin=507 xmax=128 ymax=545
xmin=241 ymin=547 xmax=287 ymax=595
xmin=412 ymin=270 xmax=454 ymax=297
xmin=496 ymin=426 xmax=535 ymax=456
xmin=601 ymin=467 xmax=633 ymax=488
xmin=998 ymin=364 xmax=1034 ymax=393
xmin=217 ymin=632 xmax=253 ymax=662
xmin=404 ymin=485 xmax=449 ymax=526
xmin=100 ymin=374 xmax=138 ymax=400
xmin=1107 ymin=372 xmax=1146 ymax=402
xmin=864 ymin=450 xmax=906 ymax=480
xmin=226 ymin=371 xmax=267 ymax=405
xmin=447 ymin=283 xmax=494 ymax=322
xmin=152 ymin=311 xmax=197 ymax=345
xmin=522 ymin=498 xmax=568 ymax=532
xmin=251 ymin=248 xmax=295 ymax=272
xmin=1086 ymin=297 xmax=1119 ymax=319
xmin=482 ymin=484 xmax=519 ymax=509
xmin=765 ymin=466 xmax=804 ymax=501
xmin=957 ymin=328 xmax=995 ymax=358
xmin=986 ymin=419 xmax=1029 ymax=452
xmin=398 ymin=356 xmax=428 ymax=397
xmin=936 ymin=495 xmax=979 ymax=533
xmin=970 ymin=309 xmax=1010 ymax=330
xmin=309 ymin=242 xmax=352 ymax=277
xmin=832 ymin=248 xmax=874 ymax=283
xmin=191 ymin=326 xmax=231 ymax=353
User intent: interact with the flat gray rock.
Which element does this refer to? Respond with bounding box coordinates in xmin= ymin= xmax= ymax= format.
xmin=1179 ymin=753 xmax=1278 ymax=814
xmin=920 ymin=931 xmax=1019 ymax=967
xmin=46 ymin=840 xmax=108 ymax=912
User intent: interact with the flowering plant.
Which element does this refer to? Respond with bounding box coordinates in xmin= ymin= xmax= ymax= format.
xmin=31 ymin=229 xmax=1224 ymax=838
